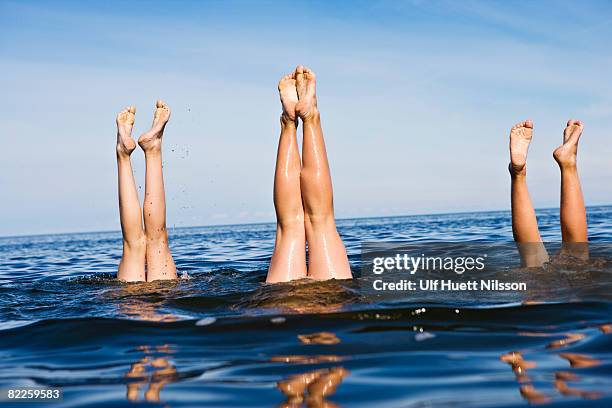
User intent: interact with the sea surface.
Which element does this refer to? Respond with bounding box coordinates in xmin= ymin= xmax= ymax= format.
xmin=1 ymin=207 xmax=611 ymax=407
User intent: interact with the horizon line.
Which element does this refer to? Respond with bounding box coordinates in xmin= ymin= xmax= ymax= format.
xmin=2 ymin=204 xmax=610 ymax=240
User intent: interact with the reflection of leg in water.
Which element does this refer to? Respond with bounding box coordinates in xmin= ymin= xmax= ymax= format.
xmin=554 ymin=371 xmax=602 ymax=400
xmin=124 ymin=346 xmax=178 ymax=403
xmin=306 ymin=367 xmax=348 ymax=407
xmin=144 ymin=357 xmax=178 ymax=403
xmin=500 ymin=351 xmax=550 ymax=403
xmin=125 ymin=358 xmax=148 ymax=401
xmin=277 ymin=367 xmax=348 ymax=408
xmin=546 ymin=333 xmax=586 ymax=349
xmin=554 ymin=120 xmax=588 ymax=260
xmin=298 ymin=332 xmax=341 ymax=345
xmin=559 ymin=352 xmax=600 ymax=368
xmin=500 ymin=351 xmax=536 ymax=382
xmin=507 ymin=120 xmax=549 ymax=267
xmin=519 ymin=384 xmax=551 ymax=404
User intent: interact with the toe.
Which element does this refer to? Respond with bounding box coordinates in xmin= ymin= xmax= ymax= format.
xmin=156 ymin=99 xmax=165 ymax=108
xmin=524 ymin=120 xmax=533 ymax=129
xmin=128 ymin=106 xmax=136 ymax=114
xmin=117 ymin=110 xmax=127 ymax=121
xmin=303 ymin=67 xmax=316 ymax=80
xmin=295 ymin=65 xmax=304 ymax=83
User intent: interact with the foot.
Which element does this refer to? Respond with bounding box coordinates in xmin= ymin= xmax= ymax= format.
xmin=553 ymin=119 xmax=583 ymax=169
xmin=116 ymin=106 xmax=137 ymax=156
xmin=278 ymin=73 xmax=298 ymax=124
xmin=294 ymin=65 xmax=318 ymax=121
xmin=509 ymin=120 xmax=534 ymax=176
xmin=138 ymin=100 xmax=171 ymax=152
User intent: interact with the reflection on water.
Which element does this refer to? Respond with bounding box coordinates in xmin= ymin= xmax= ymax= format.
xmin=125 ymin=345 xmax=179 ymax=403
xmin=275 ymin=331 xmax=347 ymax=408
xmin=277 ymin=367 xmax=349 ymax=408
xmin=298 ymin=332 xmax=341 ymax=345
xmin=503 ymin=323 xmax=610 ymax=405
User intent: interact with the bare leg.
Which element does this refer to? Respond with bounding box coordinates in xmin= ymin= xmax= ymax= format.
xmin=267 ymin=73 xmax=307 ymax=283
xmin=554 ymin=120 xmax=588 ymax=258
xmin=116 ymin=106 xmax=146 ymax=282
xmin=295 ymin=65 xmax=352 ymax=280
xmin=138 ymin=100 xmax=177 ymax=281
xmin=508 ymin=120 xmax=549 ymax=266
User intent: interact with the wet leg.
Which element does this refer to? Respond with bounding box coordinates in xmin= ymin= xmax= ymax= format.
xmin=508 ymin=120 xmax=549 ymax=266
xmin=116 ymin=106 xmax=146 ymax=282
xmin=138 ymin=100 xmax=177 ymax=281
xmin=554 ymin=120 xmax=588 ymax=258
xmin=295 ymin=65 xmax=351 ymax=280
xmin=267 ymin=73 xmax=307 ymax=283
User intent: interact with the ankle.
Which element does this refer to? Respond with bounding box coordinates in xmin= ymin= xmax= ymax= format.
xmin=116 ymin=145 xmax=133 ymax=159
xmin=508 ymin=162 xmax=526 ymax=179
xmin=280 ymin=115 xmax=298 ymax=129
xmin=300 ymin=108 xmax=320 ymax=124
xmin=558 ymin=161 xmax=577 ymax=172
xmin=141 ymin=141 xmax=162 ymax=154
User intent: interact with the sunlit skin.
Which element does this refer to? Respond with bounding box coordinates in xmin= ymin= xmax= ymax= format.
xmin=116 ymin=106 xmax=146 ymax=282
xmin=267 ymin=66 xmax=352 ymax=283
xmin=555 ymin=120 xmax=589 ymax=259
xmin=115 ymin=101 xmax=177 ymax=282
xmin=508 ymin=120 xmax=588 ymax=266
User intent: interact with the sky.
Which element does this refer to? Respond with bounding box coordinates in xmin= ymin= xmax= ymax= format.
xmin=1 ymin=0 xmax=611 ymax=236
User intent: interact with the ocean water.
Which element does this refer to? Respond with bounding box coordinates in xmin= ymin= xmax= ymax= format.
xmin=1 ymin=207 xmax=611 ymax=407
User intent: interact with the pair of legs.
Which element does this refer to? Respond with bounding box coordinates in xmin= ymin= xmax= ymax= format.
xmin=266 ymin=66 xmax=352 ymax=283
xmin=116 ymin=101 xmax=177 ymax=282
xmin=509 ymin=119 xmax=588 ymax=266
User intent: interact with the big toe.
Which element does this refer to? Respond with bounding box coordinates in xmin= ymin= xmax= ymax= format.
xmin=294 ymin=65 xmax=305 ymax=86
xmin=128 ymin=105 xmax=136 ymax=114
xmin=156 ymin=99 xmax=166 ymax=109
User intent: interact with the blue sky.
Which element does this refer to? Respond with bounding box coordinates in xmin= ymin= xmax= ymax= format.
xmin=1 ymin=0 xmax=611 ymax=236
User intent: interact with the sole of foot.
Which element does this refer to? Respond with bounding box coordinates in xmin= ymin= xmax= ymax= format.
xmin=138 ymin=100 xmax=171 ymax=152
xmin=509 ymin=120 xmax=534 ymax=176
xmin=278 ymin=73 xmax=299 ymax=124
xmin=293 ymin=65 xmax=318 ymax=121
xmin=116 ymin=106 xmax=137 ymax=156
xmin=553 ymin=119 xmax=583 ymax=169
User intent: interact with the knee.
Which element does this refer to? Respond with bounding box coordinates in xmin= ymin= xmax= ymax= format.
xmin=124 ymin=234 xmax=147 ymax=253
xmin=146 ymin=227 xmax=169 ymax=246
xmin=277 ymin=214 xmax=305 ymax=232
xmin=304 ymin=212 xmax=335 ymax=229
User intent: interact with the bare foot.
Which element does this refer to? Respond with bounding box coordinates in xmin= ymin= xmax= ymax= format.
xmin=509 ymin=120 xmax=534 ymax=176
xmin=278 ymin=73 xmax=298 ymax=124
xmin=116 ymin=106 xmax=137 ymax=156
xmin=294 ymin=65 xmax=318 ymax=121
xmin=553 ymin=119 xmax=583 ymax=169
xmin=138 ymin=100 xmax=171 ymax=152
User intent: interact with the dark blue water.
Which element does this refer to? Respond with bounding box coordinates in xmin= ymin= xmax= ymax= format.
xmin=1 ymin=207 xmax=611 ymax=407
